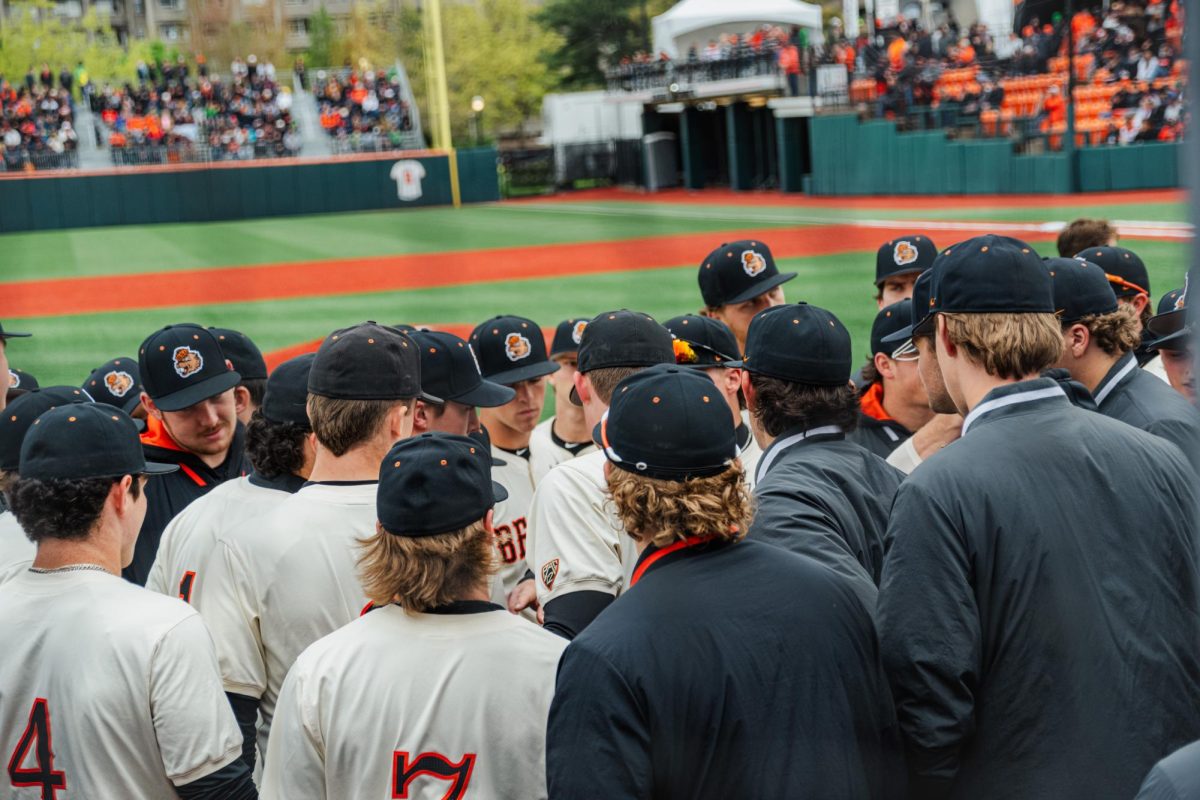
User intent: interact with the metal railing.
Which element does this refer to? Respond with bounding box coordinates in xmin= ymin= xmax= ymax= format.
xmin=108 ymin=141 xmax=302 ymax=165
xmin=606 ymin=50 xmax=784 ymax=93
xmin=0 ymin=149 xmax=80 ymax=172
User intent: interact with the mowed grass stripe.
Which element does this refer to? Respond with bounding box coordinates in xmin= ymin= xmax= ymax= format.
xmin=0 ymin=204 xmax=809 ymax=283
xmin=11 ymin=239 xmax=1189 ymax=387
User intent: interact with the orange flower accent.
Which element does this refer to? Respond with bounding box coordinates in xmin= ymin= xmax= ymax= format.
xmin=673 ymin=338 xmax=698 ymax=364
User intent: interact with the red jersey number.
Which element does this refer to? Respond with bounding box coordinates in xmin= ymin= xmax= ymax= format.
xmin=7 ymin=698 xmax=66 ymax=799
xmin=392 ymin=751 xmax=475 ymax=799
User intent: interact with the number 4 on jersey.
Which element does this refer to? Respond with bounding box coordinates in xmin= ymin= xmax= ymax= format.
xmin=392 ymin=751 xmax=475 ymax=799
xmin=7 ymin=698 xmax=66 ymax=799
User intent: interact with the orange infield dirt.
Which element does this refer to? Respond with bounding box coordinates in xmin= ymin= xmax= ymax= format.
xmin=5 ymin=222 xmax=1061 ymax=320
xmin=510 ymin=186 xmax=1186 ymax=210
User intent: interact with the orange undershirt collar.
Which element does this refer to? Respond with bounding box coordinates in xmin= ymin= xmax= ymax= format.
xmin=859 ymin=382 xmax=895 ymax=423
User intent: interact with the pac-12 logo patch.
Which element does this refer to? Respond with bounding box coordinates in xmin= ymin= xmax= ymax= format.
xmin=105 ymin=370 xmax=135 ymax=397
xmin=504 ymin=333 xmax=531 ymax=361
xmin=173 ymin=346 xmax=204 ymax=378
xmin=571 ymin=320 xmax=587 ymax=345
xmin=741 ymin=250 xmax=767 ymax=277
xmin=7 ymin=369 xmax=18 ymax=388
xmin=541 ymin=558 xmax=560 ymax=590
xmin=893 ymin=240 xmax=918 ymax=266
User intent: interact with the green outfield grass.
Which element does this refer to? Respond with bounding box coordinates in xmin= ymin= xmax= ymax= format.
xmin=1 ymin=196 xmax=1189 ymax=390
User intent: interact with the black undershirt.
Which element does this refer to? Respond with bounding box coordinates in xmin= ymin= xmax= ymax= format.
xmin=301 ymin=479 xmax=379 ymax=487
xmin=496 ymin=445 xmax=531 ymax=460
xmin=550 ymin=421 xmax=592 ymax=455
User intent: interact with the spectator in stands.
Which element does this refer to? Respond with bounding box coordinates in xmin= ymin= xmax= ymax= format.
xmin=0 ymin=78 xmax=78 ymax=171
xmin=315 ymin=67 xmax=414 ymax=153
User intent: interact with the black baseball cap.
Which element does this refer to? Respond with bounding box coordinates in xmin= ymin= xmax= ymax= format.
xmin=84 ymin=358 xmax=143 ymax=414
xmin=871 ymin=299 xmax=914 ymax=356
xmin=468 ymin=425 xmax=506 ymax=467
xmin=1144 ymin=283 xmax=1190 ymax=350
xmin=20 ymin=404 xmax=176 ymax=481
xmin=1047 ymin=257 xmax=1118 ymax=323
xmin=377 ymin=432 xmax=508 ymax=537
xmin=728 ymin=303 xmax=852 ymax=386
xmin=8 ymin=369 xmax=37 ymax=391
xmin=139 ymin=324 xmax=242 ymax=412
xmin=1075 ymin=246 xmax=1150 ymax=299
xmin=549 ymin=318 xmax=589 ymax=359
xmin=882 ymin=269 xmax=936 ymax=344
xmin=470 ymin=316 xmax=559 ymax=386
xmin=572 ymin=310 xmax=674 ymax=404
xmin=876 ymin=235 xmax=938 ymax=285
xmin=411 ymin=330 xmax=515 ymax=408
xmin=0 ymin=386 xmax=93 ymax=472
xmin=209 ymin=327 xmax=268 ymax=381
xmin=0 ymin=322 xmax=31 ymax=340
xmin=262 ymin=353 xmax=315 ymax=427
xmin=698 ymin=240 xmax=796 ymax=307
xmin=308 ymin=322 xmax=438 ymax=403
xmin=596 ymin=364 xmax=737 ymax=481
xmin=664 ymin=315 xmax=740 ymax=367
xmin=931 ymin=236 xmax=1054 ymax=315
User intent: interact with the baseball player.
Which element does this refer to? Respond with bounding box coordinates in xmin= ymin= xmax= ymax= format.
xmin=525 ymin=310 xmax=674 ymax=638
xmin=1048 ymin=257 xmax=1200 ymax=470
xmin=874 ymin=270 xmax=965 ymax=474
xmin=877 ymin=236 xmax=1200 ymax=798
xmin=849 ymin=299 xmax=934 ymax=457
xmin=0 ymin=320 xmax=31 ymax=413
xmin=145 ymin=354 xmax=317 ymax=606
xmin=732 ymin=303 xmax=903 ymax=612
xmin=1137 ymin=740 xmax=1200 ymax=800
xmin=547 ymin=365 xmax=903 ymax=798
xmin=1056 ymin=217 xmax=1119 ymax=257
xmin=469 ymin=315 xmax=559 ymax=600
xmin=697 ymin=240 xmax=794 ymax=352
xmin=529 ymin=318 xmax=596 ymax=484
xmin=84 ymin=357 xmax=147 ymax=421
xmin=210 ymin=327 xmax=269 ymax=425
xmin=128 ymin=324 xmax=249 ymax=586
xmin=1144 ymin=286 xmax=1194 ymax=402
xmin=262 ymin=433 xmax=565 ymax=799
xmin=1075 ymin=245 xmax=1161 ymax=367
xmin=663 ymin=314 xmax=761 ymax=484
xmin=197 ymin=323 xmax=430 ymax=770
xmin=873 ymin=234 xmax=937 ymax=308
xmin=0 ymin=387 xmax=92 ymax=584
xmin=409 ymin=329 xmax=514 ymax=437
xmin=0 ymin=404 xmax=255 ymax=798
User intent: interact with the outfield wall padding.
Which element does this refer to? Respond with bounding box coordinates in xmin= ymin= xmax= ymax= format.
xmin=806 ymin=114 xmax=1178 ymax=195
xmin=0 ymin=147 xmax=500 ymax=233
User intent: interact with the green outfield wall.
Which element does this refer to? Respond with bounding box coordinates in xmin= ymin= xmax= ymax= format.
xmin=804 ymin=114 xmax=1179 ymax=196
xmin=0 ymin=147 xmax=500 ymax=234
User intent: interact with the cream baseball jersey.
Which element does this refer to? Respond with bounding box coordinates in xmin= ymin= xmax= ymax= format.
xmin=528 ymin=417 xmax=597 ymax=486
xmin=262 ymin=604 xmax=566 ymax=800
xmin=0 ymin=510 xmax=33 ymax=584
xmin=145 ymin=474 xmax=297 ymax=604
xmin=0 ymin=571 xmax=243 ymax=797
xmin=196 ymin=481 xmax=377 ymax=756
xmin=489 ymin=445 xmax=535 ymax=595
xmin=529 ymin=449 xmax=640 ymax=606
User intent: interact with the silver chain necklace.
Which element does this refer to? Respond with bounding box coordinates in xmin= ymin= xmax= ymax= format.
xmin=28 ymin=563 xmax=111 ymax=575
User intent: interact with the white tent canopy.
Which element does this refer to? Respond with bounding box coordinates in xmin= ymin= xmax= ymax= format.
xmin=652 ymin=0 xmax=823 ymax=59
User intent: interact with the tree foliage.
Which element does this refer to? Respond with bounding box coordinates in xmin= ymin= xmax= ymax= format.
xmin=536 ymin=0 xmax=672 ymax=89
xmin=0 ymin=0 xmax=154 ymax=84
xmin=395 ymin=0 xmax=562 ymax=144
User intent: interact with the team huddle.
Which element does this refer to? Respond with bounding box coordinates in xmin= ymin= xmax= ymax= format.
xmin=1 ymin=223 xmax=1199 ymax=800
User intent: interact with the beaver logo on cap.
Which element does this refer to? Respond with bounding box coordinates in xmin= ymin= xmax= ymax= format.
xmin=504 ymin=333 xmax=531 ymax=362
xmin=571 ymin=320 xmax=587 ymax=345
xmin=741 ymin=250 xmax=767 ymax=277
xmin=894 ymin=241 xmax=919 ymax=266
xmin=7 ymin=370 xmax=18 ymax=388
xmin=173 ymin=346 xmax=204 ymax=378
xmin=1175 ymin=275 xmax=1190 ymax=311
xmin=541 ymin=558 xmax=560 ymax=590
xmin=105 ymin=370 xmax=135 ymax=398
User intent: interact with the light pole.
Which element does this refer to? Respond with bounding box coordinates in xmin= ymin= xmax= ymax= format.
xmin=470 ymin=95 xmax=485 ymax=147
